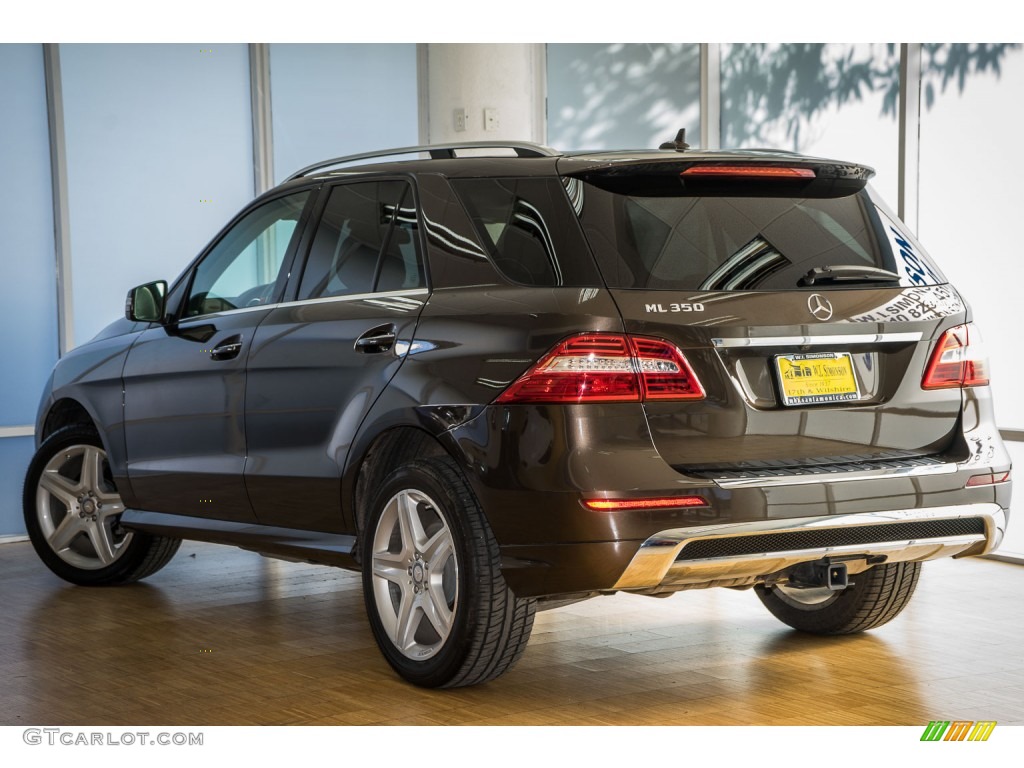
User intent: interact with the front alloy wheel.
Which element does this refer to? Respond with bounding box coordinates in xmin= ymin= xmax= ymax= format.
xmin=24 ymin=425 xmax=181 ymax=586
xmin=35 ymin=442 xmax=131 ymax=570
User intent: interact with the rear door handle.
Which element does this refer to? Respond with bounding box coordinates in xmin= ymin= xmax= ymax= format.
xmin=210 ymin=335 xmax=243 ymax=361
xmin=355 ymin=325 xmax=397 ymax=353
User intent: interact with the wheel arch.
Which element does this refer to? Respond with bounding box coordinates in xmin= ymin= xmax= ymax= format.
xmin=42 ymin=398 xmax=97 ymax=440
xmin=352 ymin=425 xmax=448 ymax=537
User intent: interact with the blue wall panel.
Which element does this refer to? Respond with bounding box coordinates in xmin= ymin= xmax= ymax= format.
xmin=0 ymin=44 xmax=59 ymax=429
xmin=270 ymin=44 xmax=418 ymax=184
xmin=61 ymin=44 xmax=255 ymax=347
xmin=0 ymin=437 xmax=33 ymax=536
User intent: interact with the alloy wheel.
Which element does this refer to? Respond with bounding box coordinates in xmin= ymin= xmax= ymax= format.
xmin=34 ymin=444 xmax=131 ymax=570
xmin=369 ymin=489 xmax=459 ymax=660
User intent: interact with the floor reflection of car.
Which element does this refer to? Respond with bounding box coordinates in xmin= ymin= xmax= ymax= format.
xmin=23 ymin=139 xmax=1011 ymax=688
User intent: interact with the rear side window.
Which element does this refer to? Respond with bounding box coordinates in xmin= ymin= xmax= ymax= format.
xmin=451 ymin=177 xmax=601 ymax=287
xmin=573 ymin=180 xmax=943 ymax=291
xmin=298 ymin=181 xmax=424 ymax=300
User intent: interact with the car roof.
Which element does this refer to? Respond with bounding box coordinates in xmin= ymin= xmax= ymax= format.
xmin=276 ymin=145 xmax=875 ymax=189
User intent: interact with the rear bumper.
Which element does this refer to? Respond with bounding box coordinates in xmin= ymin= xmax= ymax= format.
xmin=445 ymin=403 xmax=1011 ymax=598
xmin=613 ymin=503 xmax=1005 ymax=592
xmin=496 ymin=503 xmax=1007 ymax=597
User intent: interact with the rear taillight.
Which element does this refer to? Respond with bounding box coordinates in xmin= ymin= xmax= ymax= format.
xmin=680 ymin=165 xmax=816 ymax=179
xmin=922 ymin=323 xmax=990 ymax=389
xmin=630 ymin=336 xmax=705 ymax=400
xmin=495 ymin=333 xmax=705 ymax=404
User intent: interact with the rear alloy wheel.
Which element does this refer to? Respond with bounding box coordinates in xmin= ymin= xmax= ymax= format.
xmin=369 ymin=487 xmax=459 ymax=661
xmin=362 ymin=456 xmax=535 ymax=688
xmin=24 ymin=426 xmax=181 ymax=586
xmin=755 ymin=561 xmax=922 ymax=635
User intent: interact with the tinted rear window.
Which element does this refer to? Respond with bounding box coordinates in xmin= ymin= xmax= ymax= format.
xmin=575 ymin=181 xmax=905 ymax=291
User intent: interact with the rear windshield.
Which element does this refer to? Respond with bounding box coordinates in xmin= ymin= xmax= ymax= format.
xmin=572 ymin=179 xmax=939 ymax=291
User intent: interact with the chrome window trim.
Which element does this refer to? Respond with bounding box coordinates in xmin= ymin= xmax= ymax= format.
xmin=285 ymin=288 xmax=428 ymax=310
xmin=177 ymin=288 xmax=430 ymax=323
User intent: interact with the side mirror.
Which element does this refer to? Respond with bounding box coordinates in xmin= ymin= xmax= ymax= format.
xmin=125 ymin=280 xmax=168 ymax=323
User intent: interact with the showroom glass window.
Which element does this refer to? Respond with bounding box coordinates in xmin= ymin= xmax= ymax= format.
xmin=720 ymin=43 xmax=900 ymax=204
xmin=297 ymin=181 xmax=424 ymax=299
xmin=184 ymin=191 xmax=311 ymax=318
xmin=917 ymin=44 xmax=1024 ymax=557
xmin=547 ymin=43 xmax=701 ymax=151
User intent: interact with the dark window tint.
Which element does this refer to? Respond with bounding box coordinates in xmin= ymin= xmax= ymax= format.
xmin=576 ymin=183 xmax=896 ymax=291
xmin=376 ymin=191 xmax=425 ymax=292
xmin=451 ymin=178 xmax=600 ymax=287
xmin=298 ymin=181 xmax=423 ymax=300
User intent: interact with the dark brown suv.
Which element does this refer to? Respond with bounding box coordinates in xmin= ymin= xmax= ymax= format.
xmin=23 ymin=140 xmax=1012 ymax=688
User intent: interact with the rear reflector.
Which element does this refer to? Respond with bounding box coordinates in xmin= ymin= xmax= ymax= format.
xmin=681 ymin=165 xmax=816 ymax=179
xmin=584 ymin=496 xmax=708 ymax=511
xmin=966 ymin=471 xmax=1011 ymax=487
xmin=495 ymin=333 xmax=704 ymax=404
xmin=922 ymin=323 xmax=990 ymax=389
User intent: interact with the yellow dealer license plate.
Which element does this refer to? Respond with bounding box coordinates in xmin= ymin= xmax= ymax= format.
xmin=775 ymin=352 xmax=860 ymax=406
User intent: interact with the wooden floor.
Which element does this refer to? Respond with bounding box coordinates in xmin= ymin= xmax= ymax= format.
xmin=1 ymin=539 xmax=1023 ymax=726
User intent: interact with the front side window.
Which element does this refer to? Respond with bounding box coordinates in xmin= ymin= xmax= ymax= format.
xmin=185 ymin=191 xmax=311 ymax=317
xmin=297 ymin=181 xmax=424 ymax=300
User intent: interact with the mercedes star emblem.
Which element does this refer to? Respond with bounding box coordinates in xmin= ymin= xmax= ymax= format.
xmin=807 ymin=293 xmax=834 ymax=321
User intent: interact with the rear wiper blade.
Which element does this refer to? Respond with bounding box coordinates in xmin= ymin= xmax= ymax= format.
xmin=799 ymin=265 xmax=902 ymax=287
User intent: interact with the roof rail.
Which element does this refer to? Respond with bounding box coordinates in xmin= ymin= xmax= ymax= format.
xmin=285 ymin=141 xmax=560 ymax=182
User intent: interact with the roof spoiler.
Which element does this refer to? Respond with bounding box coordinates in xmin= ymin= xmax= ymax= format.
xmin=567 ymin=158 xmax=875 ymax=198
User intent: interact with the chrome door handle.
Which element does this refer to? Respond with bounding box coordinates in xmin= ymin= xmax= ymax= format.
xmin=355 ymin=325 xmax=397 ymax=353
xmin=210 ymin=336 xmax=243 ymax=360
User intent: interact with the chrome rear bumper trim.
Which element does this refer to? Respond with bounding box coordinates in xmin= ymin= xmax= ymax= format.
xmin=711 ymin=332 xmax=922 ymax=348
xmin=612 ymin=504 xmax=1006 ymax=591
xmin=712 ymin=461 xmax=957 ymax=488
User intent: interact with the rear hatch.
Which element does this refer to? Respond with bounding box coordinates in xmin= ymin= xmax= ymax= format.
xmin=561 ymin=154 xmax=970 ymax=477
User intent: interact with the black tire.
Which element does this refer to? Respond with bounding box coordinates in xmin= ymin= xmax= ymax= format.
xmin=23 ymin=425 xmax=181 ymax=586
xmin=755 ymin=561 xmax=921 ymax=635
xmin=361 ymin=455 xmax=536 ymax=688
